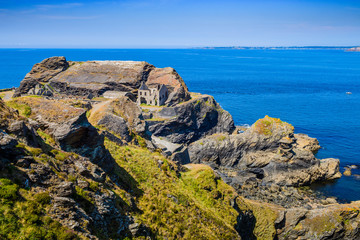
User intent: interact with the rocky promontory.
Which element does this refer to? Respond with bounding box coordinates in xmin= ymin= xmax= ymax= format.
xmin=14 ymin=57 xmax=190 ymax=106
xmin=2 ymin=56 xmax=359 ymax=239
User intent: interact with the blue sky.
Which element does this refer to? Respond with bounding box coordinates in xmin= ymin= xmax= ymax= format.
xmin=0 ymin=0 xmax=360 ymax=48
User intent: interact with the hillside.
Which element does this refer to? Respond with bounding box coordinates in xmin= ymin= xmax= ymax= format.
xmin=1 ymin=56 xmax=360 ymax=239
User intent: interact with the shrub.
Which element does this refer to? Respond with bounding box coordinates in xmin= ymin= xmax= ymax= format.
xmin=0 ymin=178 xmax=19 ymax=202
xmin=33 ymin=192 xmax=51 ymax=205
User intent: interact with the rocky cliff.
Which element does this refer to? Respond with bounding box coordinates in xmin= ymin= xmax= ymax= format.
xmin=188 ymin=116 xmax=340 ymax=188
xmin=2 ymin=57 xmax=359 ymax=239
xmin=14 ymin=57 xmax=190 ymax=106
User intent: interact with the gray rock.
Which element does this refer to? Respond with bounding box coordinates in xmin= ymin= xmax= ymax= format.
xmin=53 ymin=112 xmax=114 ymax=171
xmin=53 ymin=197 xmax=76 ymax=208
xmin=0 ymin=131 xmax=18 ymax=151
xmin=53 ymin=182 xmax=74 ymax=197
xmin=8 ymin=120 xmax=39 ymax=147
xmin=97 ymin=113 xmax=131 ymax=142
xmin=28 ymin=163 xmax=53 ymax=183
xmin=15 ymin=157 xmax=33 ymax=168
xmin=14 ymin=56 xmax=69 ymax=97
xmin=188 ymin=117 xmax=341 ymax=188
xmin=149 ymin=95 xmax=235 ymax=144
xmin=171 ymin=146 xmax=191 ymax=164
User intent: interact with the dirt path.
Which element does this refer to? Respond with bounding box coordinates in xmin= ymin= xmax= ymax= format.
xmin=1 ymin=91 xmax=14 ymax=101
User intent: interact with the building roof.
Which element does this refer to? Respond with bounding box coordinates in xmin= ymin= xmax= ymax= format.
xmin=139 ymin=82 xmax=150 ymax=91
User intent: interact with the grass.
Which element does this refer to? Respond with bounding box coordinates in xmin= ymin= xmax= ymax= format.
xmin=146 ymin=117 xmax=167 ymax=122
xmin=6 ymin=97 xmax=84 ymax=122
xmin=105 ymin=139 xmax=241 ymax=240
xmin=106 ymin=137 xmax=284 ymax=240
xmin=5 ymin=100 xmax=32 ymax=117
xmin=236 ymin=197 xmax=278 ymax=240
xmin=38 ymin=129 xmax=57 ymax=146
xmin=0 ymin=178 xmax=79 ymax=240
xmin=50 ymin=149 xmax=72 ymax=162
xmin=213 ymin=133 xmax=227 ymax=142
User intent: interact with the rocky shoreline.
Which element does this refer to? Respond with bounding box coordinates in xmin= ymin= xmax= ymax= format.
xmin=1 ymin=56 xmax=360 ymax=239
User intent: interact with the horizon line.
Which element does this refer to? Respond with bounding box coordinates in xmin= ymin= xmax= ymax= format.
xmin=0 ymin=45 xmax=358 ymax=50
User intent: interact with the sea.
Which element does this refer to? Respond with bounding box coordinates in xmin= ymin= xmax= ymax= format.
xmin=0 ymin=48 xmax=359 ymax=202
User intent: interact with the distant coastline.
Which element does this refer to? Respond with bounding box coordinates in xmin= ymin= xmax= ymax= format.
xmin=346 ymin=47 xmax=360 ymax=52
xmin=194 ymin=46 xmax=359 ymax=50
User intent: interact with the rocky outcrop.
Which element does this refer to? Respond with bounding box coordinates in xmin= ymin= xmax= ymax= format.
xmin=0 ymin=97 xmax=21 ymax=128
xmin=294 ymin=133 xmax=321 ymax=153
xmin=14 ymin=57 xmax=191 ymax=105
xmin=88 ymin=97 xmax=146 ymax=139
xmin=148 ymin=95 xmax=235 ymax=144
xmin=146 ymin=67 xmax=191 ymax=106
xmin=49 ymin=60 xmax=154 ymax=97
xmin=275 ymin=201 xmax=360 ymax=239
xmin=97 ymin=113 xmax=131 ymax=142
xmin=0 ymin=98 xmax=39 ymax=148
xmin=188 ymin=116 xmax=341 ymax=195
xmin=53 ymin=112 xmax=114 ymax=171
xmin=14 ymin=56 xmax=69 ymax=97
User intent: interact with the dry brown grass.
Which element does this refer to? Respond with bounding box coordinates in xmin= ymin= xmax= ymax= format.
xmin=87 ymin=100 xmax=112 ymax=125
xmin=6 ymin=97 xmax=85 ymax=123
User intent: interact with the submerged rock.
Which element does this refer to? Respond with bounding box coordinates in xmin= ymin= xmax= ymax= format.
xmin=343 ymin=167 xmax=352 ymax=176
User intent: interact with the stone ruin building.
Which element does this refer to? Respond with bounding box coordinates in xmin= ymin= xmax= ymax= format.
xmin=137 ymin=82 xmax=168 ymax=106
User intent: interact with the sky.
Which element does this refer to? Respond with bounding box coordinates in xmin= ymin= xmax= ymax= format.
xmin=0 ymin=0 xmax=360 ymax=48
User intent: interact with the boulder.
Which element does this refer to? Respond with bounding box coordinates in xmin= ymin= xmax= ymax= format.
xmin=149 ymin=95 xmax=235 ymax=144
xmin=53 ymin=112 xmax=114 ymax=171
xmin=294 ymin=133 xmax=321 ymax=153
xmin=14 ymin=56 xmax=69 ymax=97
xmin=0 ymin=131 xmax=18 ymax=152
xmin=343 ymin=167 xmax=352 ymax=176
xmin=53 ymin=182 xmax=75 ymax=197
xmin=8 ymin=120 xmax=39 ymax=147
xmin=97 ymin=113 xmax=131 ymax=142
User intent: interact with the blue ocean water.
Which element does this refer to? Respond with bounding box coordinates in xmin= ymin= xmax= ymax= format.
xmin=1 ymin=49 xmax=359 ymax=202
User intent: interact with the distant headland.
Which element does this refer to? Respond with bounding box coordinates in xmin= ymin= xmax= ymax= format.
xmin=346 ymin=47 xmax=360 ymax=52
xmin=195 ymin=46 xmax=359 ymax=50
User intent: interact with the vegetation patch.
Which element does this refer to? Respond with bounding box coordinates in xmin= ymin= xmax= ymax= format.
xmin=253 ymin=115 xmax=294 ymax=136
xmin=5 ymin=100 xmax=32 ymax=117
xmin=38 ymin=129 xmax=56 ymax=146
xmin=6 ymin=97 xmax=84 ymax=122
xmin=236 ymin=197 xmax=278 ymax=239
xmin=105 ymin=140 xmax=242 ymax=240
xmin=0 ymin=178 xmax=79 ymax=239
